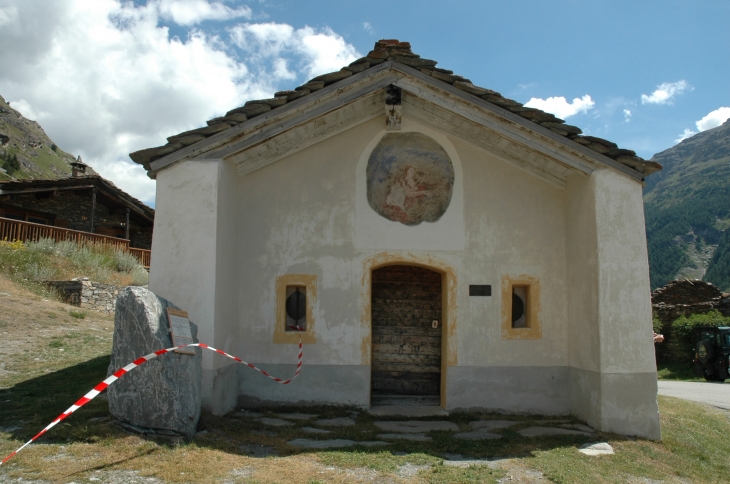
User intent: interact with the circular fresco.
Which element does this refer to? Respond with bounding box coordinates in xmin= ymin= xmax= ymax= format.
xmin=366 ymin=132 xmax=455 ymax=226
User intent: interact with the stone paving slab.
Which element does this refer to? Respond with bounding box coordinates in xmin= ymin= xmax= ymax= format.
xmin=275 ymin=413 xmax=317 ymax=420
xmin=367 ymin=405 xmax=449 ymax=417
xmin=287 ymin=439 xmax=388 ymax=449
xmin=257 ymin=417 xmax=294 ymax=427
xmin=378 ymin=433 xmax=432 ymax=441
xmin=442 ymin=459 xmax=498 ymax=468
xmin=518 ymin=426 xmax=593 ymax=437
xmin=233 ymin=411 xmax=262 ymax=418
xmin=288 ymin=439 xmax=357 ymax=449
xmin=397 ymin=463 xmax=432 ymax=477
xmin=301 ymin=427 xmax=331 ymax=434
xmin=560 ymin=423 xmax=594 ymax=432
xmin=374 ymin=420 xmax=459 ymax=433
xmin=360 ymin=441 xmax=389 ymax=447
xmin=578 ymin=442 xmax=614 ymax=456
xmin=469 ymin=420 xmax=518 ymax=431
xmin=314 ymin=417 xmax=356 ymax=427
xmin=441 ymin=454 xmax=505 ymax=469
xmin=453 ymin=430 xmax=502 ymax=440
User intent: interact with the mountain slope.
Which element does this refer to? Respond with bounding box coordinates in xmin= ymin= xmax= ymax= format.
xmin=644 ymin=119 xmax=730 ymax=290
xmin=0 ymin=94 xmax=93 ymax=181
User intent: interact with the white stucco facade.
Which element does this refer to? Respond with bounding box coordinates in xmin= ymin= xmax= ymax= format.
xmin=148 ymin=72 xmax=660 ymax=439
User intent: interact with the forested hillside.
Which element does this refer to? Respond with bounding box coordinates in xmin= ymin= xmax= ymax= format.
xmin=644 ymin=119 xmax=730 ymax=290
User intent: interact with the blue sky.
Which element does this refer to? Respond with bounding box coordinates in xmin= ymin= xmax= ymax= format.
xmin=0 ymin=0 xmax=727 ymax=205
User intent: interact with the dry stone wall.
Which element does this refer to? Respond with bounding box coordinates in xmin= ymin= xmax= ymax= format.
xmin=651 ymin=279 xmax=730 ymax=362
xmin=46 ymin=278 xmax=143 ymax=315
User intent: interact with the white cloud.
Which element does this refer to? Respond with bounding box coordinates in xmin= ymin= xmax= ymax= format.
xmin=623 ymin=109 xmax=632 ymax=122
xmin=523 ymin=94 xmax=595 ymax=119
xmin=674 ymin=128 xmax=696 ymax=143
xmin=154 ymin=0 xmax=251 ymax=26
xmin=0 ymin=5 xmax=19 ymax=27
xmin=230 ymin=22 xmax=360 ymax=80
xmin=363 ymin=22 xmax=373 ymax=33
xmin=695 ymin=107 xmax=730 ymax=131
xmin=0 ymin=0 xmax=358 ymax=204
xmin=8 ymin=99 xmax=44 ymax=121
xmin=641 ymin=80 xmax=691 ymax=105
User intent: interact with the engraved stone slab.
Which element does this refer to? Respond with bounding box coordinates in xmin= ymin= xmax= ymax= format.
xmin=367 ymin=132 xmax=454 ymax=226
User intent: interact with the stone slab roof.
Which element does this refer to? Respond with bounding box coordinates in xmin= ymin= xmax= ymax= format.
xmin=130 ymin=39 xmax=661 ymax=178
xmin=0 ymin=175 xmax=155 ymax=221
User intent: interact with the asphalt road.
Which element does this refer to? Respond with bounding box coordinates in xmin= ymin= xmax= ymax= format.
xmin=657 ymin=380 xmax=730 ymax=410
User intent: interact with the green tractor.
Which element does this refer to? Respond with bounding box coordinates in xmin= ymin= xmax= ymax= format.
xmin=694 ymin=326 xmax=730 ymax=382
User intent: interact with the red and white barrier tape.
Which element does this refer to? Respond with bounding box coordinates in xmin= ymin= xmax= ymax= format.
xmin=1 ymin=333 xmax=303 ymax=466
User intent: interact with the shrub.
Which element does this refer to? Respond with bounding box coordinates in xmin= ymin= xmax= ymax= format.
xmin=671 ymin=311 xmax=730 ymax=360
xmin=130 ymin=265 xmax=149 ymax=286
xmin=1 ymin=152 xmax=20 ymax=173
xmin=0 ymin=237 xmax=149 ymax=291
xmin=113 ymin=250 xmax=139 ymax=273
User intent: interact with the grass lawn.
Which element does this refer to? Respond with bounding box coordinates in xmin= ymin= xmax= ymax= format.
xmin=1 ymin=276 xmax=729 ymax=483
xmin=657 ymin=361 xmax=704 ymax=381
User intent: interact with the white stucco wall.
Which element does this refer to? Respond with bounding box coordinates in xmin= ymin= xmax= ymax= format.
xmin=231 ymin=116 xmax=570 ymax=369
xmin=149 ymin=158 xmax=240 ymax=413
xmin=565 ymin=168 xmax=660 ymax=439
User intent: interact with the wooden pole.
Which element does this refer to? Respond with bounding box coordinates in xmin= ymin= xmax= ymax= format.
xmin=90 ymin=188 xmax=97 ymax=233
xmin=125 ymin=207 xmax=130 ymax=240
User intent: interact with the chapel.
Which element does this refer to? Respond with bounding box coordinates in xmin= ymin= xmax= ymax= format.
xmin=130 ymin=40 xmax=663 ymax=439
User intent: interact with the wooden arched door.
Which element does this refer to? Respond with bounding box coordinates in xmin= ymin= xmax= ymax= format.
xmin=371 ymin=265 xmax=442 ymax=405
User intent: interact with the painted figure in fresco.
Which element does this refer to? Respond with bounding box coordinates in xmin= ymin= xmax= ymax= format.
xmin=366 ymin=132 xmax=454 ymax=226
xmin=384 ymin=166 xmax=429 ymax=212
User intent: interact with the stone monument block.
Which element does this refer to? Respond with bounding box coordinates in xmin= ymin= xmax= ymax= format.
xmin=107 ymin=287 xmax=202 ymax=438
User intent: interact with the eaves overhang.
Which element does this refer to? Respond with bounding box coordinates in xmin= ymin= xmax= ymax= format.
xmin=148 ymin=62 xmax=644 ymax=184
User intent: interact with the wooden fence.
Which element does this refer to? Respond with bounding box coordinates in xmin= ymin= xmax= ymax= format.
xmin=0 ymin=217 xmax=151 ymax=268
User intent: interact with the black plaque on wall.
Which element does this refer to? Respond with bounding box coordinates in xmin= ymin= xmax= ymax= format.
xmin=469 ymin=285 xmax=491 ymax=296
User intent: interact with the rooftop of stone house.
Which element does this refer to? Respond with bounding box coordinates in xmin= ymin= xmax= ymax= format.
xmin=130 ymin=39 xmax=662 ymax=178
xmin=0 ymin=174 xmax=155 ymax=220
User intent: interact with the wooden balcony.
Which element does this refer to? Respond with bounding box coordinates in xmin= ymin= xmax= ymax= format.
xmin=0 ymin=216 xmax=151 ymax=268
